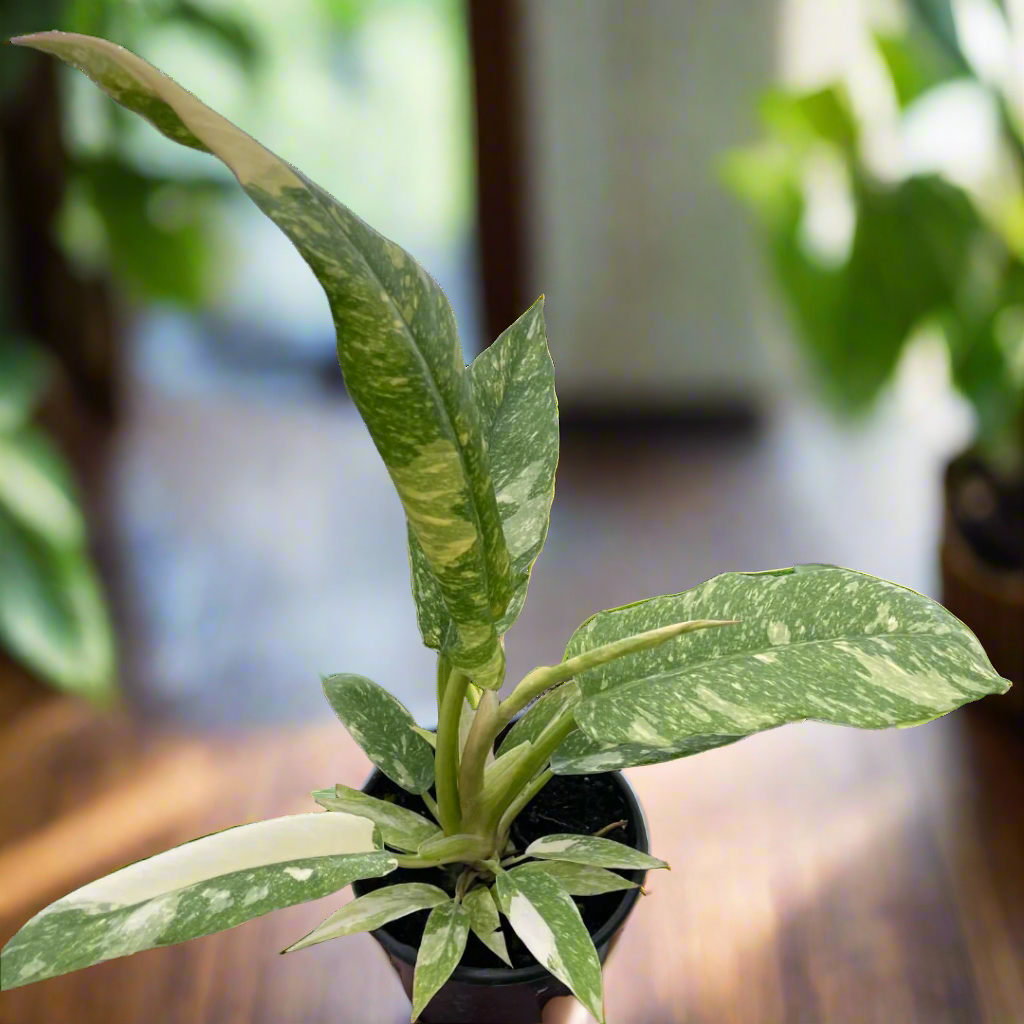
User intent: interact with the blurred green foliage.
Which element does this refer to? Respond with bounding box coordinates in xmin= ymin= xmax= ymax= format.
xmin=725 ymin=0 xmax=1024 ymax=467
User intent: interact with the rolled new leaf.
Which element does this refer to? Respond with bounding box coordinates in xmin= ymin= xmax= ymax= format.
xmin=312 ymin=784 xmax=440 ymax=852
xmin=462 ymin=886 xmax=511 ymax=965
xmin=570 ymin=565 xmax=1010 ymax=751
xmin=515 ymin=861 xmax=640 ymax=896
xmin=284 ymin=883 xmax=449 ymax=952
xmin=412 ymin=900 xmax=470 ymax=1020
xmin=0 ymin=812 xmax=395 ymax=990
xmin=410 ymin=297 xmax=558 ymax=647
xmin=525 ymin=834 xmax=668 ymax=871
xmin=11 ymin=32 xmax=512 ymax=687
xmin=495 ymin=867 xmax=605 ymax=1023
xmin=322 ymin=674 xmax=435 ymax=794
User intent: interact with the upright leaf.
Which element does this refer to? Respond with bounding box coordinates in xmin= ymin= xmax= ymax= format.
xmin=412 ymin=900 xmax=470 ymax=1020
xmin=312 ymin=784 xmax=440 ymax=852
xmin=570 ymin=565 xmax=1010 ymax=751
xmin=495 ymin=868 xmax=605 ymax=1023
xmin=525 ymin=834 xmax=668 ymax=871
xmin=0 ymin=813 xmax=394 ymax=989
xmin=462 ymin=886 xmax=511 ymax=966
xmin=409 ymin=298 xmax=558 ymax=648
xmin=13 ymin=31 xmax=512 ymax=687
xmin=322 ymin=675 xmax=435 ymax=794
xmin=284 ymin=883 xmax=449 ymax=952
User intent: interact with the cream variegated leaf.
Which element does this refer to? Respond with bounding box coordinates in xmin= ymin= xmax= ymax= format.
xmin=284 ymin=883 xmax=449 ymax=953
xmin=409 ymin=298 xmax=557 ymax=654
xmin=571 ymin=565 xmax=1010 ymax=752
xmin=551 ymin=729 xmax=741 ymax=775
xmin=322 ymin=674 xmax=435 ymax=794
xmin=525 ymin=834 xmax=668 ymax=871
xmin=312 ymin=784 xmax=440 ymax=852
xmin=0 ymin=813 xmax=395 ymax=989
xmin=495 ymin=868 xmax=605 ymax=1023
xmin=462 ymin=886 xmax=511 ymax=966
xmin=515 ymin=861 xmax=640 ymax=896
xmin=412 ymin=900 xmax=470 ymax=1020
xmin=12 ymin=31 xmax=512 ymax=687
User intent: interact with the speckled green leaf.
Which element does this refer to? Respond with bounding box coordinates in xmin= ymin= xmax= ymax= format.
xmin=13 ymin=31 xmax=511 ymax=688
xmin=498 ymin=682 xmax=581 ymax=758
xmin=0 ymin=813 xmax=394 ymax=990
xmin=312 ymin=784 xmax=440 ymax=852
xmin=322 ymin=675 xmax=435 ymax=794
xmin=412 ymin=900 xmax=470 ymax=1020
xmin=495 ymin=867 xmax=605 ymax=1023
xmin=550 ymin=730 xmax=741 ymax=774
xmin=410 ymin=297 xmax=557 ymax=653
xmin=525 ymin=834 xmax=667 ymax=871
xmin=462 ymin=886 xmax=511 ymax=966
xmin=571 ymin=565 xmax=1010 ymax=751
xmin=515 ymin=861 xmax=639 ymax=896
xmin=284 ymin=883 xmax=449 ymax=953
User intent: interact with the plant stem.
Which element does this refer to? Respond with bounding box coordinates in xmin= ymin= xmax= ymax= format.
xmin=421 ymin=790 xmax=441 ymax=826
xmin=435 ymin=665 xmax=469 ymax=835
xmin=496 ymin=768 xmax=554 ymax=840
xmin=458 ymin=688 xmax=499 ymax=819
xmin=436 ymin=653 xmax=452 ymax=721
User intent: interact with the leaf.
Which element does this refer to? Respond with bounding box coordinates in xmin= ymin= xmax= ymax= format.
xmin=322 ymin=675 xmax=435 ymax=794
xmin=0 ymin=507 xmax=116 ymax=701
xmin=412 ymin=900 xmax=470 ymax=1020
xmin=515 ymin=861 xmax=639 ymax=897
xmin=284 ymin=883 xmax=449 ymax=953
xmin=551 ymin=729 xmax=741 ymax=775
xmin=0 ymin=427 xmax=86 ymax=549
xmin=1 ymin=812 xmax=394 ymax=989
xmin=0 ymin=338 xmax=49 ymax=430
xmin=479 ymin=740 xmax=535 ymax=808
xmin=497 ymin=682 xmax=581 ymax=758
xmin=13 ymin=31 xmax=512 ymax=688
xmin=416 ymin=833 xmax=493 ymax=865
xmin=409 ymin=298 xmax=558 ymax=647
xmin=312 ymin=784 xmax=440 ymax=852
xmin=462 ymin=886 xmax=511 ymax=965
xmin=525 ymin=834 xmax=668 ymax=871
xmin=495 ymin=868 xmax=605 ymax=1023
xmin=570 ymin=565 xmax=1010 ymax=752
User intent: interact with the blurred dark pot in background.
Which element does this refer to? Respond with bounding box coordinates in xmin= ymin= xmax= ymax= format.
xmin=941 ymin=451 xmax=1024 ymax=720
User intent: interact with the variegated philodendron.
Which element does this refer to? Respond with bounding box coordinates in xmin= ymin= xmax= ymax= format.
xmin=2 ymin=31 xmax=1011 ymax=1024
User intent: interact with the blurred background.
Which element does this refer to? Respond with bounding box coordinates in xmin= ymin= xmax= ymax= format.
xmin=0 ymin=1 xmax=1022 ymax=1021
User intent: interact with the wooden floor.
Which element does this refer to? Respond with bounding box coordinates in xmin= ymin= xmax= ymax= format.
xmin=1 ymin=373 xmax=1022 ymax=1022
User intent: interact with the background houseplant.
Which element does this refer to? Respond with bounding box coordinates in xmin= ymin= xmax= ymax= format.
xmin=724 ymin=0 xmax=1023 ymax=707
xmin=0 ymin=32 xmax=1010 ymax=1024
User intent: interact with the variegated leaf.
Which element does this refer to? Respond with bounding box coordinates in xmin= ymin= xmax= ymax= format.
xmin=498 ymin=682 xmax=581 ymax=758
xmin=516 ymin=861 xmax=639 ymax=896
xmin=495 ymin=868 xmax=605 ymax=1023
xmin=322 ymin=674 xmax=434 ymax=794
xmin=416 ymin=833 xmax=493 ymax=865
xmin=312 ymin=785 xmax=440 ymax=852
xmin=284 ymin=882 xmax=448 ymax=953
xmin=571 ymin=565 xmax=1010 ymax=751
xmin=412 ymin=900 xmax=470 ymax=1020
xmin=0 ymin=813 xmax=394 ymax=989
xmin=526 ymin=834 xmax=667 ymax=871
xmin=551 ymin=729 xmax=741 ymax=775
xmin=479 ymin=740 xmax=535 ymax=808
xmin=462 ymin=886 xmax=511 ymax=966
xmin=410 ymin=298 xmax=558 ymax=648
xmin=13 ymin=31 xmax=512 ymax=687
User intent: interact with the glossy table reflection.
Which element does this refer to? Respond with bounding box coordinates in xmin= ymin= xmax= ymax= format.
xmin=1 ymin=664 xmax=1021 ymax=1024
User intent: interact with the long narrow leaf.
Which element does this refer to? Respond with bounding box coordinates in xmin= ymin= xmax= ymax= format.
xmin=525 ymin=834 xmax=668 ymax=871
xmin=412 ymin=900 xmax=470 ymax=1020
xmin=462 ymin=886 xmax=511 ymax=965
xmin=312 ymin=785 xmax=440 ymax=852
xmin=1 ymin=813 xmax=394 ymax=989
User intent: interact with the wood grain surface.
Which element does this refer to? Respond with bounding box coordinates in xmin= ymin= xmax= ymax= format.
xmin=1 ymin=663 xmax=1021 ymax=1024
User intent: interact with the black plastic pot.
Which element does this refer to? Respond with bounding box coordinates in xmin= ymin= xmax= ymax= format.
xmin=353 ymin=768 xmax=649 ymax=1024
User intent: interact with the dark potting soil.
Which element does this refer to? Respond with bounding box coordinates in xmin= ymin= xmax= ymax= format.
xmin=352 ymin=772 xmax=643 ymax=971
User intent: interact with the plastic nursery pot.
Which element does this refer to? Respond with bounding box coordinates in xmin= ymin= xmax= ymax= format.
xmin=353 ymin=768 xmax=650 ymax=1024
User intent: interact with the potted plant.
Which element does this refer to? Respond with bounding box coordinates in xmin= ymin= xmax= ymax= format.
xmin=723 ymin=0 xmax=1024 ymax=712
xmin=0 ymin=33 xmax=1011 ymax=1023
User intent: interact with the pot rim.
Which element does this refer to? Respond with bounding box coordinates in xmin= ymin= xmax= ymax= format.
xmin=359 ymin=767 xmax=650 ymax=986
